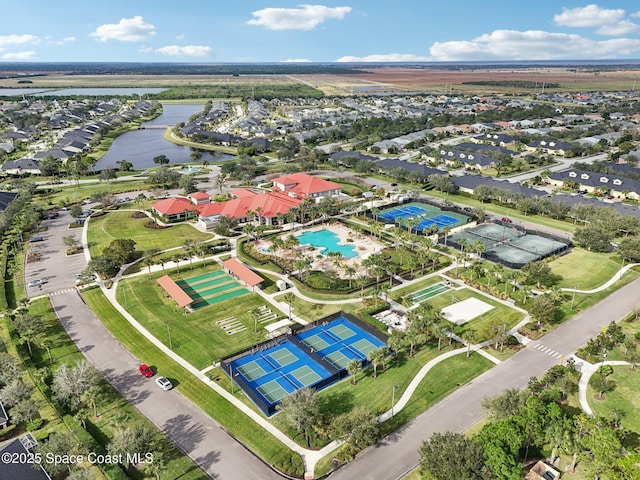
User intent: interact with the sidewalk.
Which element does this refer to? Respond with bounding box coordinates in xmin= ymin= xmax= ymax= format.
xmin=574 ymin=358 xmax=632 ymax=416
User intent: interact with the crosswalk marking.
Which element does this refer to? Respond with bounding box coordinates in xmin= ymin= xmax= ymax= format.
xmin=533 ymin=343 xmax=562 ymax=358
xmin=48 ymin=288 xmax=76 ymax=296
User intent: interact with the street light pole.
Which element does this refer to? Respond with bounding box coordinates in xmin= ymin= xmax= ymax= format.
xmin=391 ymin=385 xmax=399 ymax=417
xmin=165 ymin=320 xmax=173 ymax=349
xmin=571 ymin=286 xmax=577 ymax=310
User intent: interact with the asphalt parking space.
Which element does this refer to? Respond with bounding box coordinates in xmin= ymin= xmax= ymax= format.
xmin=24 ymin=211 xmax=88 ymax=297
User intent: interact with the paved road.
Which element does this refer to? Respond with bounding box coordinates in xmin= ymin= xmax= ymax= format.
xmin=329 ymin=275 xmax=640 ymax=480
xmin=49 ymin=291 xmax=281 ymax=480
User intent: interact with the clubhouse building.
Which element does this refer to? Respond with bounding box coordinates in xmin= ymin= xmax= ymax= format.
xmin=150 ymin=172 xmax=342 ymax=228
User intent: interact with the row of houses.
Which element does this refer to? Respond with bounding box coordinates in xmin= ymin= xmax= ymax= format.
xmin=547 ymin=168 xmax=640 ymax=200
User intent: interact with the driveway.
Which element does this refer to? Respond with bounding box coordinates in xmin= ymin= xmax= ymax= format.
xmin=329 ymin=275 xmax=640 ymax=480
xmin=49 ymin=291 xmax=281 ymax=480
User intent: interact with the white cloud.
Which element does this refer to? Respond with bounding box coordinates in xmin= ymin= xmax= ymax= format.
xmin=53 ymin=36 xmax=77 ymax=45
xmin=553 ymin=4 xmax=638 ymax=35
xmin=0 ymin=34 xmax=39 ymax=47
xmin=138 ymin=46 xmax=153 ymax=53
xmin=430 ymin=29 xmax=640 ymax=61
xmin=2 ymin=51 xmax=36 ymax=60
xmin=90 ymin=16 xmax=155 ymax=42
xmin=554 ymin=4 xmax=625 ymax=27
xmin=596 ymin=20 xmax=640 ymax=35
xmin=247 ymin=5 xmax=351 ymax=30
xmin=176 ymin=34 xmax=185 ymax=40
xmin=336 ymin=53 xmax=430 ymax=62
xmin=281 ymin=58 xmax=311 ymax=62
xmin=155 ymin=45 xmax=211 ymax=56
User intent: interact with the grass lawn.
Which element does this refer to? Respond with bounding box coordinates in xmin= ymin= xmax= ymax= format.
xmin=423 ymin=190 xmax=576 ymax=234
xmin=422 ymin=288 xmax=525 ymax=342
xmin=313 ymin=351 xmax=493 ymax=477
xmin=587 ymin=366 xmax=640 ymax=434
xmin=273 ymin=292 xmax=343 ymax=322
xmin=549 ymin=248 xmax=624 ymax=290
xmin=35 ymin=178 xmax=150 ymax=208
xmin=88 ymin=210 xmax=211 ymax=257
xmin=389 ymin=275 xmax=444 ymax=303
xmin=82 ymin=288 xmax=298 ymax=471
xmin=118 ymin=264 xmax=285 ymax=368
xmin=10 ymin=297 xmax=206 ymax=480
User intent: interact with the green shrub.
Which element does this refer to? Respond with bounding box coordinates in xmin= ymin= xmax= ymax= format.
xmin=26 ymin=418 xmax=43 ymax=431
xmin=272 ymin=450 xmax=305 ymax=478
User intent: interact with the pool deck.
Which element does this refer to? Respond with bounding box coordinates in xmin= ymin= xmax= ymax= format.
xmin=254 ymin=223 xmax=385 ymax=277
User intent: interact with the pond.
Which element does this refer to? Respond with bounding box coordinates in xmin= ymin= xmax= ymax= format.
xmin=94 ymin=104 xmax=234 ymax=171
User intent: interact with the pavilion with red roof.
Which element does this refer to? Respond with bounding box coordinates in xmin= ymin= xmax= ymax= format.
xmin=221 ymin=258 xmax=264 ymax=291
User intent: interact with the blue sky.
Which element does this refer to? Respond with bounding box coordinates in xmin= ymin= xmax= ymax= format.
xmin=3 ymin=2 xmax=640 ymax=62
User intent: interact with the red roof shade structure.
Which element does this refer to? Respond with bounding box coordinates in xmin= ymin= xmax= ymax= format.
xmin=157 ymin=275 xmax=193 ymax=308
xmin=221 ymin=258 xmax=263 ymax=287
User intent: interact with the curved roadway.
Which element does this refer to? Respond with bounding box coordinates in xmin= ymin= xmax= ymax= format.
xmin=328 ymin=275 xmax=640 ymax=480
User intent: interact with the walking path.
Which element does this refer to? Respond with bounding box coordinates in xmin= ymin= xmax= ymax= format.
xmin=76 ymin=214 xmax=640 ymax=478
xmin=561 ymin=263 xmax=639 ymax=294
xmin=574 ymin=359 xmax=633 ymax=416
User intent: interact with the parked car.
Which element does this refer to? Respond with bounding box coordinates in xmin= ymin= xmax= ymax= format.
xmin=82 ymin=198 xmax=92 ymax=205
xmin=29 ymin=235 xmax=44 ymax=242
xmin=155 ymin=376 xmax=173 ymax=391
xmin=139 ymin=364 xmax=154 ymax=378
xmin=27 ymin=279 xmax=46 ymax=287
xmin=501 ymin=217 xmax=512 ymax=223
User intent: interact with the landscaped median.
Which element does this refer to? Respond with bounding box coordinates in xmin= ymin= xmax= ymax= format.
xmin=82 ymin=287 xmax=305 ymax=477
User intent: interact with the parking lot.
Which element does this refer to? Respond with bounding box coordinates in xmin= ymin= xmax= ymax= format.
xmin=24 ymin=210 xmax=89 ymax=297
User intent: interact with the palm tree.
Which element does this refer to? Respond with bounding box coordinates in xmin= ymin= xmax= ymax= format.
xmin=367 ymin=347 xmax=385 ymax=378
xmin=172 ymin=253 xmax=182 ymax=273
xmin=283 ymin=292 xmax=295 ymax=320
xmin=143 ymin=257 xmax=155 ymax=279
xmin=347 ymin=359 xmax=361 ymax=385
xmin=461 ymin=330 xmax=478 ymax=357
xmin=345 ymin=264 xmax=356 ymax=288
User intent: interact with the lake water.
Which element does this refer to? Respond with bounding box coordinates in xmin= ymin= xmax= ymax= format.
xmin=94 ymin=104 xmax=234 ymax=170
xmin=0 ymin=87 xmax=168 ymax=97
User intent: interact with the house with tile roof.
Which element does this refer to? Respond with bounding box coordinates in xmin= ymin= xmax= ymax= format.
xmin=0 ymin=158 xmax=41 ymax=176
xmin=547 ymin=169 xmax=640 ymax=199
xmin=525 ymin=139 xmax=570 ymax=156
xmin=0 ymin=435 xmax=51 ymax=480
xmin=197 ymin=190 xmax=301 ymax=228
xmin=150 ymin=197 xmax=200 ymax=222
xmin=271 ymin=172 xmax=341 ymax=201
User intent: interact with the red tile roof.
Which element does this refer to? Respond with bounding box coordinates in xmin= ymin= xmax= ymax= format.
xmin=188 ymin=192 xmax=210 ymax=200
xmin=222 ymin=258 xmax=263 ymax=287
xmin=272 ymin=172 xmax=341 ymax=198
xmin=157 ymin=275 xmax=193 ymax=308
xmin=231 ymin=188 xmax=258 ymax=198
xmin=198 ymin=191 xmax=301 ymax=219
xmin=151 ymin=197 xmax=199 ymax=215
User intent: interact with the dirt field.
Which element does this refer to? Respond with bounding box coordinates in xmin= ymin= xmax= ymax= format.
xmin=296 ymin=66 xmax=640 ymax=95
xmin=3 ymin=66 xmax=640 ymax=95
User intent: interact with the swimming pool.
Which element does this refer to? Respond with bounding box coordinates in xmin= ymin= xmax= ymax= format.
xmin=179 ymin=167 xmax=202 ymax=174
xmin=296 ymin=229 xmax=357 ymax=258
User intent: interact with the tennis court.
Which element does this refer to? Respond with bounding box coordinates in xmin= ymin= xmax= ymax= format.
xmin=378 ymin=202 xmax=468 ymax=232
xmin=447 ymin=223 xmax=571 ymax=268
xmin=412 ymin=282 xmax=451 ymax=303
xmin=227 ymin=339 xmax=333 ymax=415
xmin=224 ymin=315 xmax=389 ymax=415
xmin=175 ymin=270 xmax=249 ymax=309
xmin=297 ymin=316 xmax=387 ymax=370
